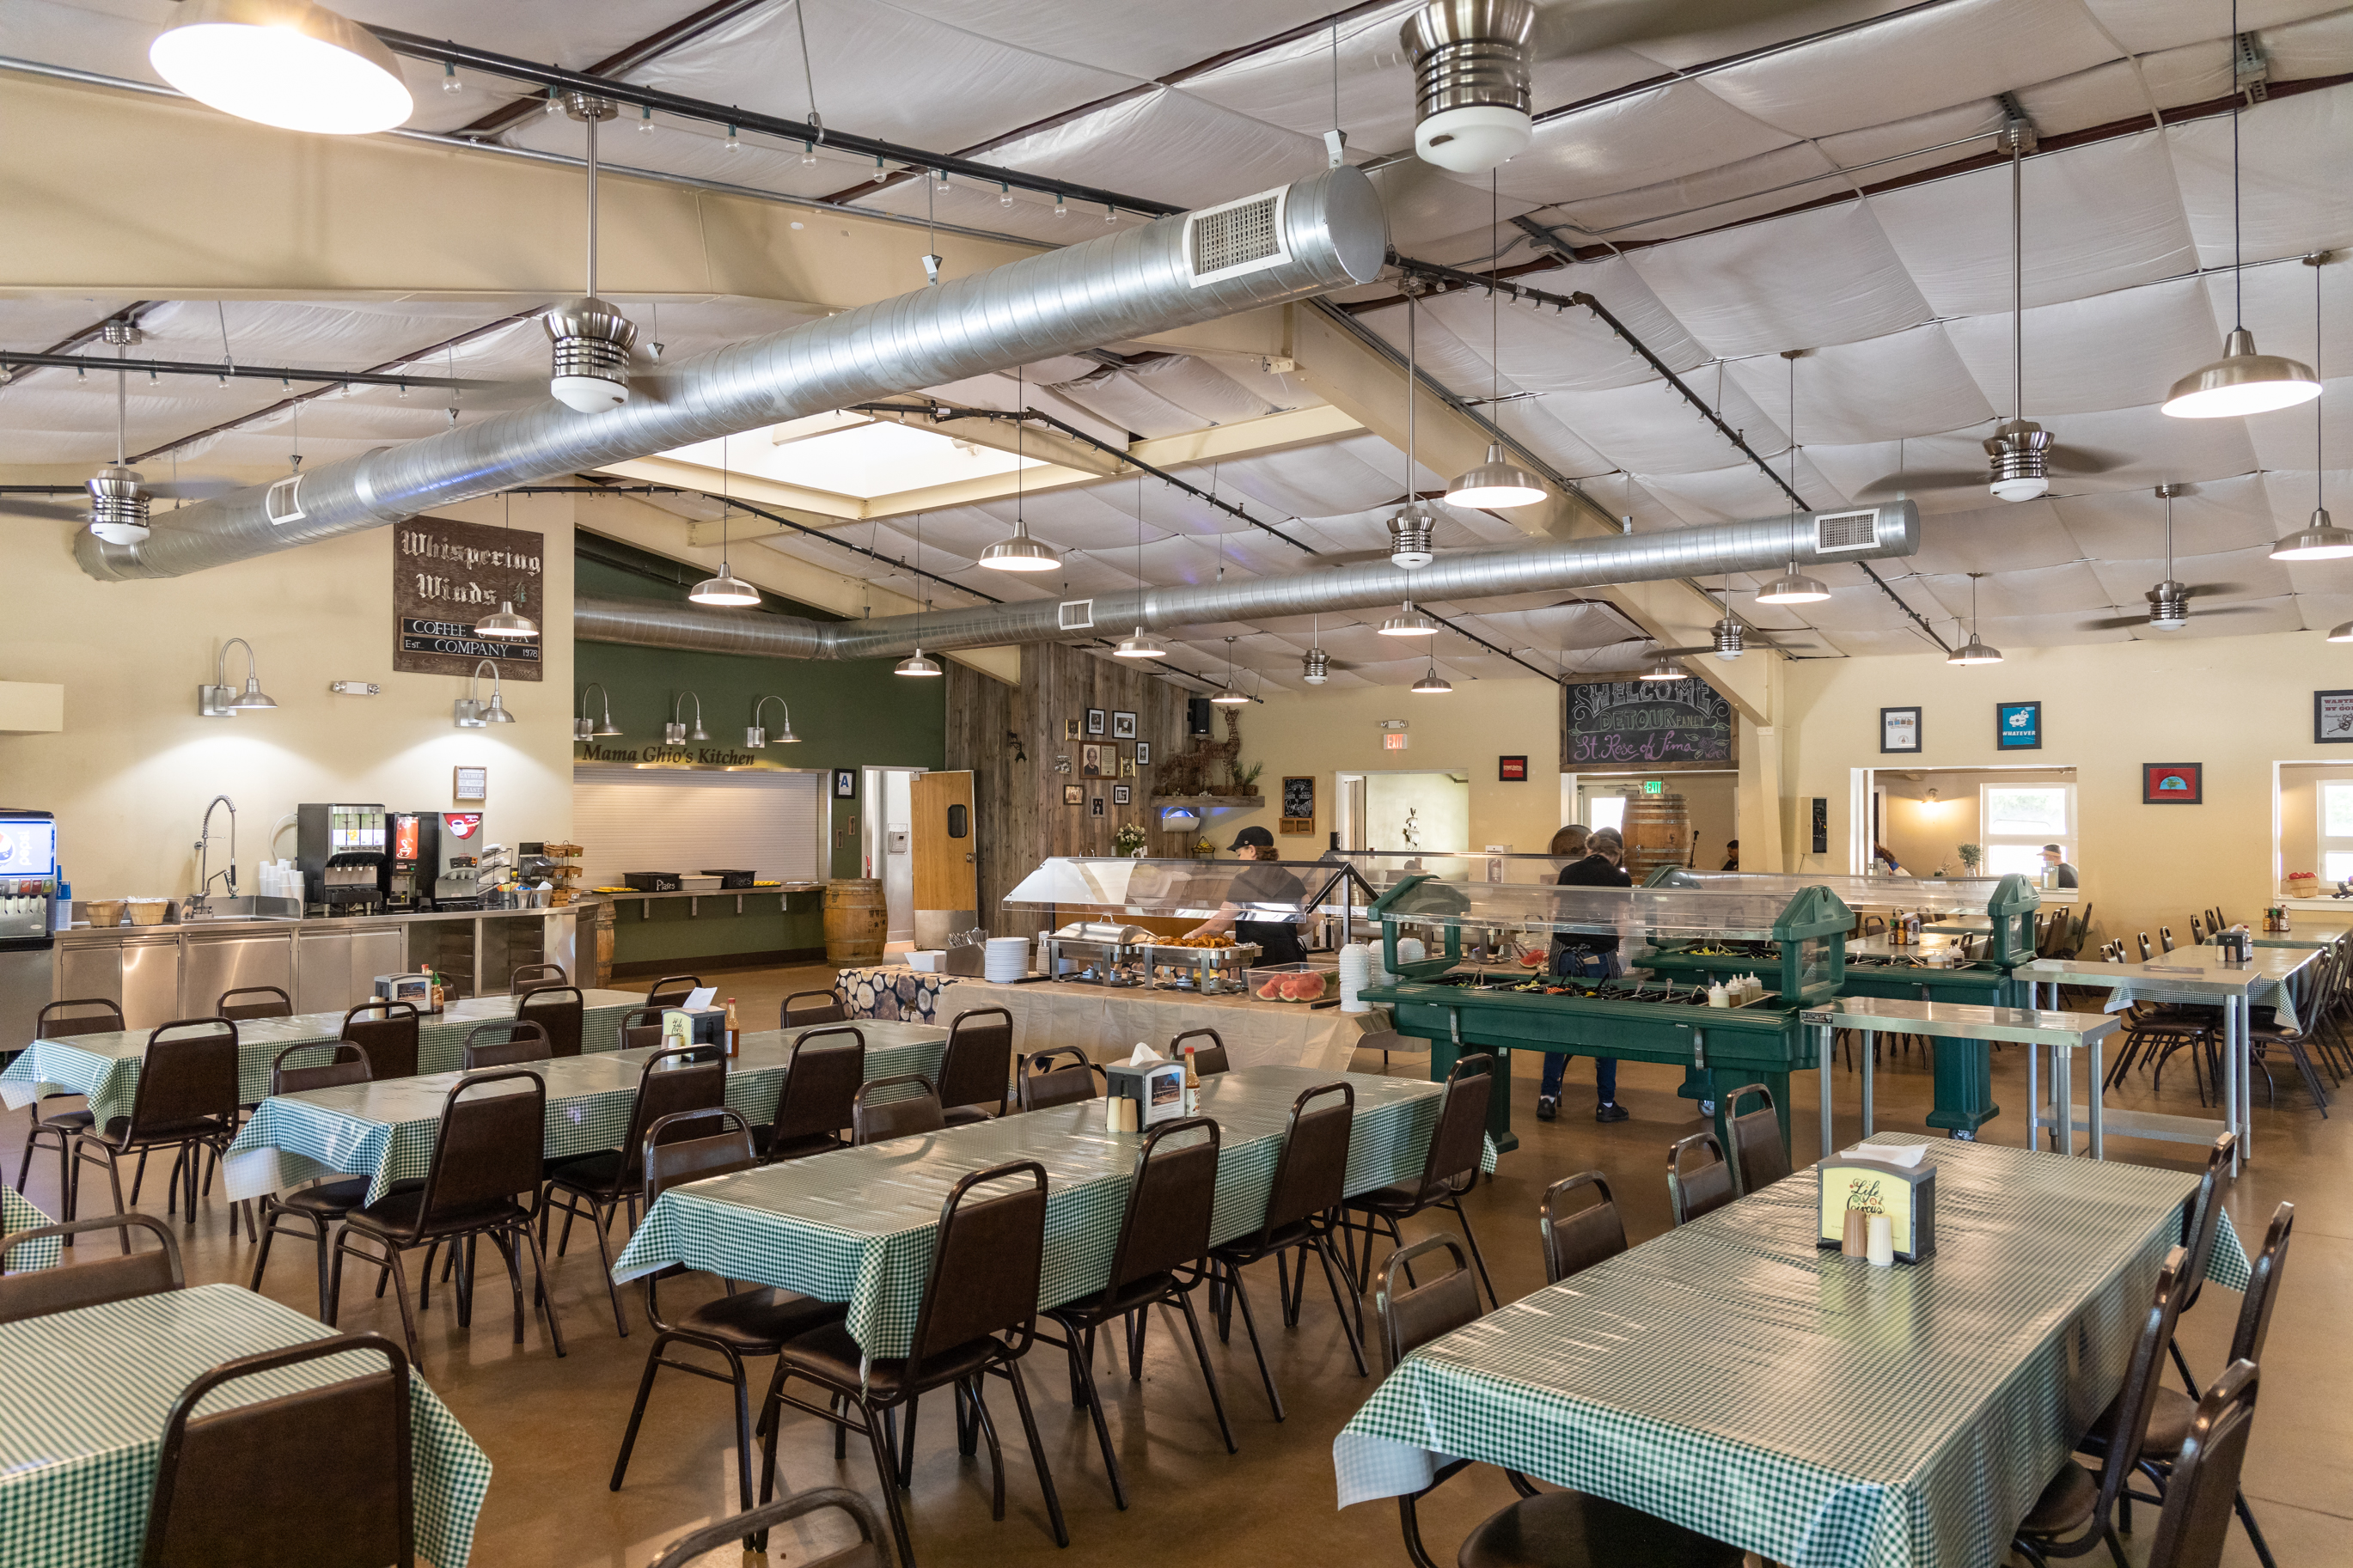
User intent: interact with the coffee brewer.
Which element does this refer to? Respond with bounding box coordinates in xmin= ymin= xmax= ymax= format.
xmin=381 ymin=811 xmax=440 ymax=912
xmin=431 ymin=811 xmax=487 ymax=909
xmin=297 ymin=803 xmax=388 ymax=915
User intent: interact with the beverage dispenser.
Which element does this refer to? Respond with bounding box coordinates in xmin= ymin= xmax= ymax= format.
xmin=297 ymin=802 xmax=388 ymax=915
xmin=382 ymin=811 xmax=441 ymax=912
xmin=432 ymin=811 xmax=486 ymax=909
xmin=0 ymin=809 xmax=58 ymax=1048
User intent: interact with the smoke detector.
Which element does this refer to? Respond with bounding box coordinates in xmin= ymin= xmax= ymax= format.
xmin=1401 ymin=0 xmax=1535 ymax=174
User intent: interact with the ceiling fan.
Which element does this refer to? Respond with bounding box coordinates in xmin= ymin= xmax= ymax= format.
xmin=2080 ymin=484 xmax=2260 ymax=634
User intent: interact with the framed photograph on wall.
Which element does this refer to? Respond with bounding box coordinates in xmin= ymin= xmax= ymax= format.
xmin=1080 ymin=744 xmax=1103 ymax=777
xmin=2143 ymin=763 xmax=2202 ymax=804
xmin=1498 ymin=755 xmax=1527 ymax=781
xmin=1121 ymin=755 xmax=1137 ymax=778
xmin=1086 ymin=708 xmax=1106 ymax=735
xmin=1090 ymin=795 xmax=1105 ymax=817
xmin=1054 ymin=755 xmax=1071 ymax=774
xmin=1064 ymin=717 xmax=1081 ymax=741
xmin=1134 ymin=741 xmax=1152 ymax=766
xmin=2317 ymin=690 xmax=2353 ymax=744
xmin=1880 ymin=706 xmax=1922 ymax=754
xmin=1063 ymin=784 xmax=1084 ymax=805
xmin=1113 ymin=784 xmax=1132 ymax=804
xmin=1996 ymin=701 xmax=2041 ymax=751
xmin=833 ymin=769 xmax=857 ymax=798
xmin=1280 ymin=775 xmax=1315 ymax=834
xmin=1111 ymin=710 xmax=1137 ymax=739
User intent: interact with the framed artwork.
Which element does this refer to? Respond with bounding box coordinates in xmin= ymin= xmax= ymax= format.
xmin=2143 ymin=763 xmax=2202 ymax=804
xmin=1121 ymin=755 xmax=1137 ymax=778
xmin=1996 ymin=701 xmax=2041 ymax=751
xmin=1054 ymin=754 xmax=1071 ymax=774
xmin=1497 ymin=755 xmax=1527 ymax=782
xmin=451 ymin=766 xmax=487 ymax=802
xmin=1113 ymin=784 xmax=1132 ymax=805
xmin=1063 ymin=784 xmax=1084 ymax=805
xmin=1080 ymin=744 xmax=1103 ymax=777
xmin=1134 ymin=741 xmax=1151 ymax=766
xmin=1111 ymin=710 xmax=1137 ymax=739
xmin=1280 ymin=775 xmax=1315 ymax=834
xmin=2317 ymin=690 xmax=2353 ymax=744
xmin=1090 ymin=795 xmax=1106 ymax=817
xmin=1879 ymin=707 xmax=1922 ymax=754
xmin=833 ymin=769 xmax=857 ymax=798
xmin=1064 ymin=717 xmax=1081 ymax=741
xmin=1086 ymin=708 xmax=1106 ymax=735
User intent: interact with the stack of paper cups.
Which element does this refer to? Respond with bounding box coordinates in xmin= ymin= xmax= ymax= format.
xmin=1338 ymin=943 xmax=1371 ymax=1013
xmin=1397 ymin=937 xmax=1426 ymax=967
xmin=984 ymin=937 xmax=1030 ymax=982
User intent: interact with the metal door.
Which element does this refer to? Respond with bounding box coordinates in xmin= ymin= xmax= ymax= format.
xmin=180 ymin=931 xmax=295 ymax=1016
xmin=865 ymin=766 xmax=927 ymax=947
xmin=911 ymin=770 xmax=977 ymax=949
xmin=295 ymin=930 xmax=352 ymax=1015
xmin=119 ymin=937 xmax=183 ymax=1029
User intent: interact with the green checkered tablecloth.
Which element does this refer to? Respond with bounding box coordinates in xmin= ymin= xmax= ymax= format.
xmin=0 ymin=1283 xmax=490 ymax=1567
xmin=1333 ymin=1134 xmax=2234 ymax=1568
xmin=614 ymin=1065 xmax=1447 ymax=1360
xmin=0 ymin=990 xmax=644 ymax=1131
xmin=2 ymin=1184 xmax=59 ymax=1272
xmin=221 ymin=1022 xmax=951 ymax=1205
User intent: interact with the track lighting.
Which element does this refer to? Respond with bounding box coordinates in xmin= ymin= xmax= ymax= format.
xmin=150 ymin=0 xmax=413 ymax=135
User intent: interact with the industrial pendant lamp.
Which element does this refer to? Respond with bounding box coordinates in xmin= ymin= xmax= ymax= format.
xmin=474 ymin=599 xmax=538 ymax=638
xmin=1639 ymin=653 xmax=1681 ymax=681
xmin=1212 ymin=638 xmax=1251 ymax=705
xmin=2164 ymin=5 xmax=2320 ymax=418
xmin=1447 ymin=174 xmax=1547 ymax=509
xmin=1411 ymin=658 xmax=1452 ymax=694
xmin=978 ymin=368 xmax=1061 ymax=571
xmin=1947 ymin=574 xmax=2003 ymax=665
xmin=690 ymin=441 xmax=760 ymax=605
xmin=1379 ymin=601 xmax=1439 ymax=637
xmin=574 ymin=682 xmax=621 ymax=740
xmin=2270 ymin=253 xmax=2350 ymax=560
xmin=150 ymin=0 xmax=413 ymax=135
xmin=544 ymin=95 xmax=639 ymax=413
xmin=895 ymin=512 xmax=944 ymax=676
xmin=1113 ymin=472 xmax=1168 ymax=657
xmin=745 ymin=694 xmax=800 ymax=747
xmin=1757 ymin=352 xmax=1831 ymax=605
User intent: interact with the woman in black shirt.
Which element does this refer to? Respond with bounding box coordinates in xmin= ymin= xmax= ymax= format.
xmin=1539 ymin=827 xmax=1633 ymax=1124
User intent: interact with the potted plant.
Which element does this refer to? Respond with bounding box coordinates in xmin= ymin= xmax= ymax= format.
xmin=1114 ymin=823 xmax=1148 ymax=858
xmin=1956 ymin=843 xmax=1983 ymax=876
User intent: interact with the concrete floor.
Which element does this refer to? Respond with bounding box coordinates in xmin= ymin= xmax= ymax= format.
xmin=7 ymin=963 xmax=2342 ymax=1567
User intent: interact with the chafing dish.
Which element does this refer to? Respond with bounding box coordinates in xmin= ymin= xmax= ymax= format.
xmin=1145 ymin=941 xmax=1261 ymax=995
xmin=1044 ymin=921 xmax=1154 ymax=986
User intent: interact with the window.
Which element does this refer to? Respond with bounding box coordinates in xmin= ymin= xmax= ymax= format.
xmin=1587 ymin=796 xmax=1626 ymax=835
xmin=1979 ymin=783 xmax=2075 ymax=879
xmin=2319 ymin=783 xmax=2353 ymax=883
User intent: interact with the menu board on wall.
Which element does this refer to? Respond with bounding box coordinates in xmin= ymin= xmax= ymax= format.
xmin=1563 ymin=676 xmax=1735 ymax=771
xmin=393 ymin=516 xmax=544 ymax=679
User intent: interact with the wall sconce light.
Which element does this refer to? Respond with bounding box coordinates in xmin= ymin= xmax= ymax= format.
xmin=663 ymin=691 xmax=708 ymax=744
xmin=454 ymin=660 xmax=516 ymax=728
xmin=197 ymin=637 xmax=278 ymax=717
xmin=574 ymin=681 xmax=621 ymax=741
xmin=745 ymin=695 xmax=799 ymax=747
xmin=1924 ymin=788 xmax=1941 ymax=807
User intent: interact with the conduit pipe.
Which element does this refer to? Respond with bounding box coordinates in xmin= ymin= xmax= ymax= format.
xmin=575 ymin=500 xmax=1918 ymax=662
xmin=74 ymin=165 xmax=1388 ymax=582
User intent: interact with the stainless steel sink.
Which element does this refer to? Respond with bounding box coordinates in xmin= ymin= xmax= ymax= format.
xmin=177 ymin=895 xmax=303 ymax=924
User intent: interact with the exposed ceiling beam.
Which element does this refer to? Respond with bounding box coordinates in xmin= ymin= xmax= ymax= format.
xmin=450 ymin=0 xmax=779 ymax=141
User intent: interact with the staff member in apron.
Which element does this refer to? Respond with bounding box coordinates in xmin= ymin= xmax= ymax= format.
xmin=1185 ymin=827 xmax=1307 ymax=963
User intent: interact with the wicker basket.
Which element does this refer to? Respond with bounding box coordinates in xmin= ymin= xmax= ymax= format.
xmin=125 ymin=899 xmax=170 ymax=926
xmin=85 ymin=899 xmax=125 ymax=928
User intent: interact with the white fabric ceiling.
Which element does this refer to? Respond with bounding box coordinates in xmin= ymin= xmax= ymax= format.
xmin=3 ymin=0 xmax=2352 ymax=690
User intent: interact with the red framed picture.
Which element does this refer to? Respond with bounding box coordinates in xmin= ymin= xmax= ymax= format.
xmin=2142 ymin=763 xmax=2202 ymax=804
xmin=1498 ymin=755 xmax=1528 ymax=782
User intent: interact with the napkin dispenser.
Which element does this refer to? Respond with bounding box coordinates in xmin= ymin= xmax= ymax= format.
xmin=372 ymin=973 xmax=434 ymax=1008
xmin=1104 ymin=1059 xmax=1188 ymax=1129
xmin=1818 ymin=1155 xmax=1935 ymax=1263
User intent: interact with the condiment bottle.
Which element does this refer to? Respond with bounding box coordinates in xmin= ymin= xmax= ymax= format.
xmin=724 ymin=996 xmax=740 ymax=1059
xmin=1707 ymin=980 xmax=1730 ymax=1009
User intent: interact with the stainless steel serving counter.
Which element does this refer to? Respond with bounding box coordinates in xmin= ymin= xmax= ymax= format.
xmin=46 ymin=905 xmax=588 ymax=1030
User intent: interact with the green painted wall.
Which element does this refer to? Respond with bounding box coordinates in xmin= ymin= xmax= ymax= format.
xmin=572 ymin=537 xmax=946 ymax=960
xmin=608 ymin=889 xmax=828 ymax=971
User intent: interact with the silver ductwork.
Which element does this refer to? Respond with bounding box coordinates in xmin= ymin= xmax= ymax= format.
xmin=577 ymin=501 xmax=1919 ymax=662
xmin=75 ymin=165 xmax=1388 ymax=582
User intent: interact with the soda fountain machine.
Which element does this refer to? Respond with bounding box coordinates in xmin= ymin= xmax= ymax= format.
xmin=0 ymin=808 xmax=58 ymax=1046
xmin=296 ymin=802 xmax=388 ymax=916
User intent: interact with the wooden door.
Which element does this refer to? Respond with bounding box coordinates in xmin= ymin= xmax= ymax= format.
xmin=912 ymin=770 xmax=978 ymax=948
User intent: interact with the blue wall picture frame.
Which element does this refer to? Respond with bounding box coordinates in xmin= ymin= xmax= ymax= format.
xmin=1996 ymin=701 xmax=2041 ymax=751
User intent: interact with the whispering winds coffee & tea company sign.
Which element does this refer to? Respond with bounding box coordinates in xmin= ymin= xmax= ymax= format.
xmin=394 ymin=516 xmax=544 ymax=678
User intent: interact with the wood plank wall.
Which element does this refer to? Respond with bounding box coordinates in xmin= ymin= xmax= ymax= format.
xmin=947 ymin=644 xmax=1197 ymax=939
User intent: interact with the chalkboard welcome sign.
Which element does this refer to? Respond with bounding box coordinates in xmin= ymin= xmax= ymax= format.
xmin=394 ymin=516 xmax=544 ymax=680
xmin=1564 ymin=677 xmax=1735 ymax=771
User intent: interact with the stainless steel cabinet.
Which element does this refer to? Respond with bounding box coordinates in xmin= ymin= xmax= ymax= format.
xmin=180 ymin=930 xmax=295 ymax=1016
xmin=118 ymin=937 xmax=183 ymax=1030
xmin=294 ymin=925 xmax=411 ymax=1015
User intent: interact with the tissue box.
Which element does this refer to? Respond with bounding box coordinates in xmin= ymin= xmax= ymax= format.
xmin=1104 ymin=1059 xmax=1188 ymax=1128
xmin=1817 ymin=1156 xmax=1935 ymax=1262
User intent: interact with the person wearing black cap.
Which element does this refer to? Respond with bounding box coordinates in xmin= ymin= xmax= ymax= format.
xmin=1183 ymin=826 xmax=1308 ymax=963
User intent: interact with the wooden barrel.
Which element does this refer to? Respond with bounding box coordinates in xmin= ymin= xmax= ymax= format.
xmin=1622 ymin=793 xmax=1692 ymax=881
xmin=823 ymin=878 xmax=888 ymax=965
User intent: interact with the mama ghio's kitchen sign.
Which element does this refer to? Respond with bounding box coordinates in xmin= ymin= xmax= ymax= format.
xmin=1564 ymin=675 xmax=1736 ymax=771
xmin=394 ymin=517 xmax=544 ymax=679
xmin=574 ymin=742 xmax=798 ymax=771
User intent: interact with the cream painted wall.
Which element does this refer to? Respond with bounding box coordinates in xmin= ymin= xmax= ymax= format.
xmin=0 ymin=492 xmax=578 ymax=899
xmin=2279 ymin=762 xmax=2353 ymax=883
xmin=1878 ymin=766 xmax=2075 ymax=876
xmin=1364 ymin=771 xmax=1471 ymax=854
xmin=1781 ymin=628 xmax=2353 ymax=940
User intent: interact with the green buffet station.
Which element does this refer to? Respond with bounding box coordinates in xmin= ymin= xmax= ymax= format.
xmin=1637 ymin=870 xmax=2043 ymax=1138
xmin=1358 ymin=876 xmax=1854 ymax=1154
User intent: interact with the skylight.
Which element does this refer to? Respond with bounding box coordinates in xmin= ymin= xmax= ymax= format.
xmin=660 ymin=418 xmax=1045 ymax=502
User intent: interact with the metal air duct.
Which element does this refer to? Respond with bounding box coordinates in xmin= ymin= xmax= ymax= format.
xmin=575 ymin=501 xmax=1918 ymax=663
xmin=75 ymin=165 xmax=1389 ymax=583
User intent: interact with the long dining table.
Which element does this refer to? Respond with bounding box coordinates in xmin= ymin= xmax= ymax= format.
xmin=1333 ymin=1133 xmax=2234 ymax=1568
xmin=612 ymin=1065 xmax=1449 ymax=1359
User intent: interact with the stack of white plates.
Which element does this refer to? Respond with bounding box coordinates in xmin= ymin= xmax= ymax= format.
xmin=984 ymin=937 xmax=1030 ymax=982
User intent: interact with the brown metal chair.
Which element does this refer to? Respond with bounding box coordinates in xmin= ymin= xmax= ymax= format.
xmin=1208 ymin=1079 xmax=1366 ymax=1420
xmin=1168 ymin=1027 xmax=1231 ymax=1076
xmin=1377 ymin=1232 xmax=1743 ymax=1568
xmin=645 ymin=1485 xmax=889 ymax=1568
xmin=1720 ymin=1081 xmax=1790 ymax=1197
xmin=217 ymin=985 xmax=293 ymax=1021
xmin=516 ymin=984 xmax=585 ymax=1058
xmin=1045 ymin=1116 xmax=1234 ymax=1509
xmin=461 ymin=1018 xmax=550 ymax=1070
xmin=141 ymin=1333 xmax=413 ymax=1568
xmin=766 ymin=1159 xmax=1067 ymax=1568
xmin=937 ymin=1006 xmax=1013 ymax=1126
xmin=762 ymin=1026 xmax=865 ymax=1161
xmin=1665 ymin=1130 xmax=1735 ymax=1226
xmin=341 ymin=1000 xmax=419 ymax=1082
xmin=645 ymin=974 xmax=701 ymax=1010
xmin=611 ymin=1109 xmax=851 ymax=1547
xmin=329 ymin=1067 xmax=566 ymax=1360
xmin=2145 ymin=1362 xmax=2261 ymax=1568
xmin=780 ymin=988 xmax=848 ymax=1028
xmin=618 ymin=1005 xmax=666 ymax=1051
xmin=1341 ymin=1053 xmax=1497 ymax=1307
xmin=1016 ymin=1046 xmax=1104 ymax=1111
xmin=2013 ymin=1247 xmax=2188 ymax=1568
xmin=852 ymin=1074 xmax=945 ymax=1146
xmin=510 ymin=961 xmax=566 ymax=994
xmin=70 ymin=1019 xmax=241 ymax=1252
xmin=1539 ymin=1170 xmax=1627 ymax=1284
xmin=541 ymin=1047 xmax=727 ymax=1336
xmin=0 ymin=1214 xmax=182 ymax=1322
xmin=15 ymin=997 xmax=123 ymax=1198
xmin=249 ymin=1041 xmax=376 ymax=1315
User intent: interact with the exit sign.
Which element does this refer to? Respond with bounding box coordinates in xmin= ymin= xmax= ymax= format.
xmin=1382 ymin=733 xmax=1409 ymax=751
xmin=1642 ymin=779 xmax=1664 ymax=794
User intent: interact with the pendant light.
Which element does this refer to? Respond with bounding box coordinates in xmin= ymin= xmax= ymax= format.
xmin=2164 ymin=3 xmax=2320 ymax=418
xmin=1379 ymin=602 xmax=1439 ymax=637
xmin=545 ymin=95 xmax=640 ymax=413
xmin=895 ymin=512 xmax=944 ymax=675
xmin=573 ymin=681 xmax=621 ymax=740
xmin=1212 ymin=638 xmax=1250 ymax=704
xmin=1387 ymin=289 xmax=1441 ymax=569
xmin=476 ymin=492 xmax=541 ymax=638
xmin=149 ymin=0 xmax=413 ymax=135
xmin=1639 ymin=653 xmax=1681 ymax=681
xmin=1411 ymin=659 xmax=1452 ymax=694
xmin=2271 ymin=253 xmax=2350 ymax=560
xmin=1302 ymin=615 xmax=1330 ymax=685
xmin=1113 ymin=471 xmax=1168 ymax=657
xmin=1446 ymin=174 xmax=1546 ymax=509
xmin=690 ymin=436 xmax=760 ymax=605
xmin=978 ymin=366 xmax=1060 ymax=571
xmin=1757 ymin=349 xmax=1831 ymax=604
xmin=1985 ymin=107 xmax=2054 ymax=502
xmin=1947 ymin=573 xmax=2003 ymax=665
